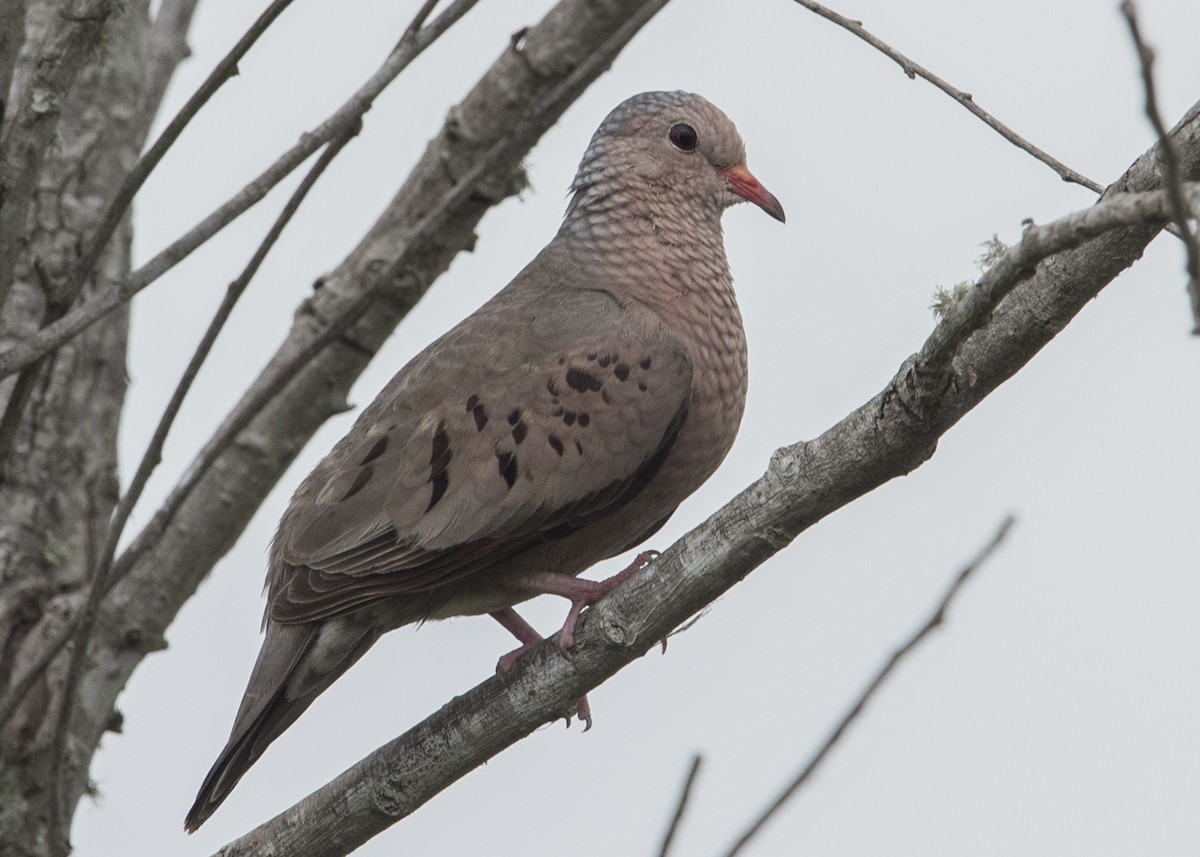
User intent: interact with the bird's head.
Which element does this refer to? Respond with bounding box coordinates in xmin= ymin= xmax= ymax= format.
xmin=568 ymin=90 xmax=785 ymax=225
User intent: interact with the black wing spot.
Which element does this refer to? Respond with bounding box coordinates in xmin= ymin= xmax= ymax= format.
xmin=507 ymin=408 xmax=521 ymax=426
xmin=578 ymin=412 xmax=590 ymax=428
xmin=586 ymin=351 xmax=597 ymax=361
xmin=614 ymin=363 xmax=630 ymax=382
xmin=496 ymin=451 xmax=517 ymax=489
xmin=465 ymin=394 xmax=478 ymax=412
xmin=598 ymin=353 xmax=612 ymax=368
xmin=473 ymin=403 xmax=488 ymax=431
xmin=360 ymin=435 xmax=388 ymax=465
xmin=429 ymin=422 xmax=451 ymax=470
xmin=566 ymin=367 xmax=602 ymax=393
xmin=427 ymin=470 xmax=449 ymax=511
xmin=638 ymin=381 xmax=648 ymax=392
xmin=574 ymin=439 xmax=584 ymax=455
xmin=512 ymin=420 xmax=528 ymax=444
xmin=546 ymin=377 xmax=560 ymax=396
xmin=562 ymin=410 xmax=576 ymax=426
xmin=638 ymin=356 xmax=652 ymax=370
xmin=341 ymin=465 xmax=373 ymax=500
xmin=547 ymin=433 xmax=564 ymax=456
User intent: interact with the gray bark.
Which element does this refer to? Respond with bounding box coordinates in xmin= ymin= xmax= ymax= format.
xmin=0 ymin=4 xmax=152 ymax=855
xmin=0 ymin=0 xmax=116 ymax=313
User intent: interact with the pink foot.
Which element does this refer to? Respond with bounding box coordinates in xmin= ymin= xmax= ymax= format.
xmin=524 ymin=549 xmax=660 ymax=650
xmin=490 ymin=607 xmax=594 ymax=729
xmin=487 ymin=551 xmax=659 ymax=730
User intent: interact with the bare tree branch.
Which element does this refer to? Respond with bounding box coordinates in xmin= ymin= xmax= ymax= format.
xmin=720 ymin=516 xmax=1016 ymax=857
xmin=0 ymin=0 xmax=481 ymax=380
xmin=1121 ymin=1 xmax=1200 ymax=333
xmin=0 ymin=6 xmax=190 ymax=851
xmin=790 ymin=0 xmax=1104 ymax=194
xmin=0 ymin=0 xmax=114 ymax=309
xmin=204 ymin=99 xmax=1200 ymax=856
xmin=401 ymin=0 xmax=441 ymax=42
xmin=659 ymin=755 xmax=703 ymax=857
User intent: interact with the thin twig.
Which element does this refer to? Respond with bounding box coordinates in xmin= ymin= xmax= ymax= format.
xmin=1121 ymin=1 xmax=1200 ymax=334
xmin=720 ymin=516 xmax=1016 ymax=857
xmin=658 ymin=755 xmax=703 ymax=857
xmin=401 ymin=0 xmax=440 ymax=42
xmin=38 ymin=130 xmax=358 ymax=802
xmin=791 ymin=0 xmax=1103 ymax=193
xmin=0 ymin=0 xmax=481 ymax=381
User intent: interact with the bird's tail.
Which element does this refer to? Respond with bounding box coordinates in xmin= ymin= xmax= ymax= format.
xmin=184 ymin=619 xmax=375 ymax=832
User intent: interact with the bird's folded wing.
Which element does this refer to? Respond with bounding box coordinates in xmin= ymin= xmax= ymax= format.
xmin=269 ymin=329 xmax=692 ymax=623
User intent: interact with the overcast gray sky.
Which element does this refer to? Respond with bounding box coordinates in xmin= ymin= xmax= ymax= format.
xmin=74 ymin=1 xmax=1199 ymax=854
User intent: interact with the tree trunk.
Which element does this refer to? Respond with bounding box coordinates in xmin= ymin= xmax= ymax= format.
xmin=0 ymin=4 xmax=156 ymax=855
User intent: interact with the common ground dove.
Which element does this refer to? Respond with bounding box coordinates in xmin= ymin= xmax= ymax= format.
xmin=185 ymin=90 xmax=783 ymax=831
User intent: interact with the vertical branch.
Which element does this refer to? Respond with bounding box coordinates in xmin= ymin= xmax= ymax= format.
xmin=1121 ymin=0 xmax=1200 ymax=333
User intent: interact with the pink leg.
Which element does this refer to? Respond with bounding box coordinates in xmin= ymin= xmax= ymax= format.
xmin=522 ymin=550 xmax=658 ymax=649
xmin=488 ymin=550 xmax=658 ymax=730
xmin=490 ymin=607 xmax=543 ymax=674
xmin=489 ymin=607 xmax=594 ymax=728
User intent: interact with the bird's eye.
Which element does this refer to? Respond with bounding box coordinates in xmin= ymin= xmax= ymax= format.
xmin=668 ymin=123 xmax=698 ymax=152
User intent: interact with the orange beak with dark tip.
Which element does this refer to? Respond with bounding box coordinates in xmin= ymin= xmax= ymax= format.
xmin=720 ymin=164 xmax=786 ymax=223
